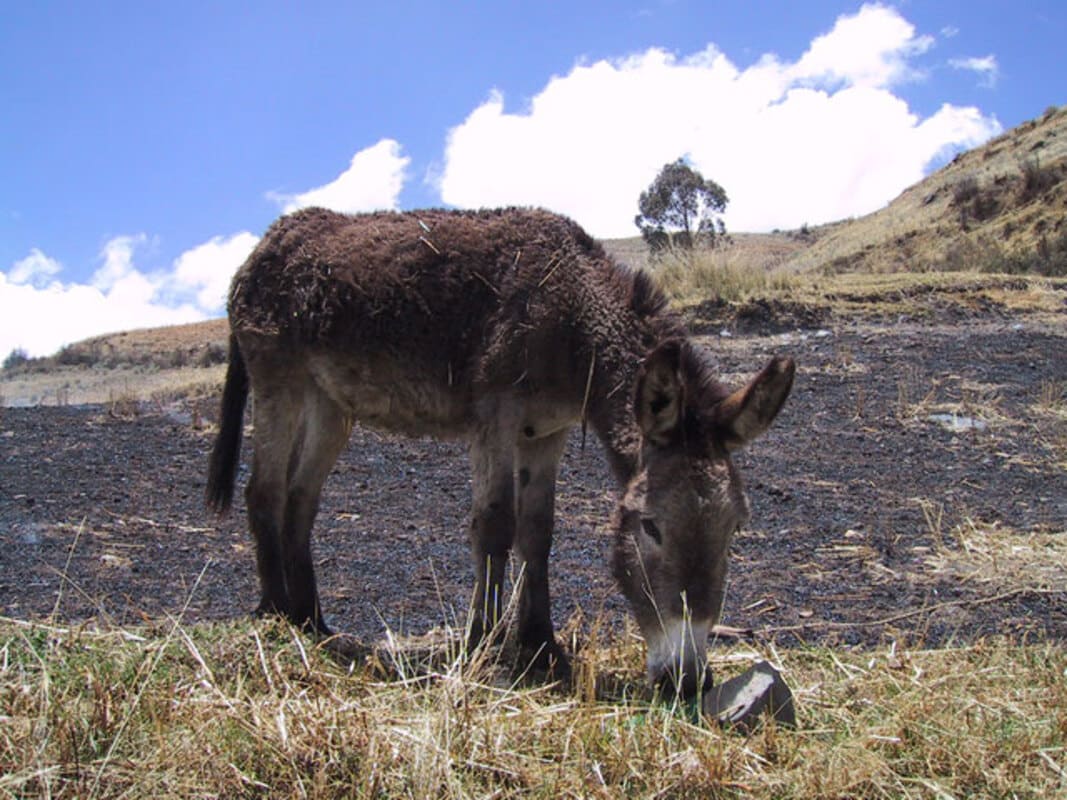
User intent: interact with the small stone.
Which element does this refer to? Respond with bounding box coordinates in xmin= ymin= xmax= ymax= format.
xmin=703 ymin=661 xmax=796 ymax=732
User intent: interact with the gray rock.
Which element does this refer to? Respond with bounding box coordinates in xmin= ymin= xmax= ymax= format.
xmin=703 ymin=660 xmax=796 ymax=732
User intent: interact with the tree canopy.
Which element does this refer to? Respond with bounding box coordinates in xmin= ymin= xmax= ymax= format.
xmin=634 ymin=158 xmax=728 ymax=251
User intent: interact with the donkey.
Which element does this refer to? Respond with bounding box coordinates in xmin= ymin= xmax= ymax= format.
xmin=206 ymin=207 xmax=794 ymax=697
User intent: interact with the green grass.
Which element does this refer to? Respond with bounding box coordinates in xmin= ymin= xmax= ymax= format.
xmin=2 ymin=614 xmax=1064 ymax=799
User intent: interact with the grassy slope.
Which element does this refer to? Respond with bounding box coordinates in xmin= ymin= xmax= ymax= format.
xmin=781 ymin=105 xmax=1067 ymax=274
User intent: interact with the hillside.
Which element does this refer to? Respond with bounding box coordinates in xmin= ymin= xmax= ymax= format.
xmin=0 ymin=320 xmax=230 ymax=407
xmin=782 ymin=104 xmax=1067 ymax=274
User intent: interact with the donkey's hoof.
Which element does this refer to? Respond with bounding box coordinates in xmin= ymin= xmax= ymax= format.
xmin=303 ymin=617 xmax=335 ymax=638
xmin=253 ymin=600 xmax=288 ymax=620
xmin=466 ymin=621 xmax=506 ymax=655
xmin=518 ymin=640 xmax=572 ymax=684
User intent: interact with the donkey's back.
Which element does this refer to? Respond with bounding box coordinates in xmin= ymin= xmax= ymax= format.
xmin=231 ymin=207 xmax=610 ymax=367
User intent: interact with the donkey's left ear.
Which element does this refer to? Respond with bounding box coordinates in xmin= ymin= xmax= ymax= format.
xmin=714 ymin=356 xmax=795 ymax=450
xmin=635 ymin=340 xmax=685 ymax=446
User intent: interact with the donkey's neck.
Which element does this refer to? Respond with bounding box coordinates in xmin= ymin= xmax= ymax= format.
xmin=585 ymin=306 xmax=684 ymax=488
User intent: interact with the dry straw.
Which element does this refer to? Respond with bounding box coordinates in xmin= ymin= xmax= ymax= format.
xmin=1 ymin=605 xmax=1064 ymax=798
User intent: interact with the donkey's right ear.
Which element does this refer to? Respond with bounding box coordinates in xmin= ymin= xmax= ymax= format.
xmin=713 ymin=356 xmax=795 ymax=450
xmin=635 ymin=340 xmax=685 ymax=446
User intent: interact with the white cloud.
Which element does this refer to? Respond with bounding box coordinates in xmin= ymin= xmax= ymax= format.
xmin=949 ymin=55 xmax=999 ymax=89
xmin=91 ymin=234 xmax=148 ymax=292
xmin=1 ymin=231 xmax=257 ymax=359
xmin=272 ymin=138 xmax=410 ymax=214
xmin=438 ymin=4 xmax=1001 ymax=236
xmin=790 ymin=2 xmax=934 ymax=88
xmin=171 ymin=232 xmax=259 ymax=312
xmin=9 ymin=248 xmax=61 ymax=288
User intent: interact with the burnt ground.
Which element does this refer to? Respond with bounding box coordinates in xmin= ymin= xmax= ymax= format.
xmin=1 ymin=309 xmax=1065 ymax=656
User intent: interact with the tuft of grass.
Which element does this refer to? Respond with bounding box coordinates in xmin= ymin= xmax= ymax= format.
xmin=1031 ymin=379 xmax=1067 ymax=471
xmin=1 ymin=614 xmax=1064 ymax=799
xmin=895 ymin=364 xmax=940 ymax=422
xmin=919 ymin=517 xmax=1067 ymax=592
xmin=1036 ymin=379 xmax=1067 ymax=417
xmin=651 ymin=246 xmax=796 ymax=305
xmin=106 ymin=386 xmax=141 ymax=418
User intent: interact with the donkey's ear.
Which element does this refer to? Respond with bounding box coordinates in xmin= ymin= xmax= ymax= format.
xmin=635 ymin=340 xmax=685 ymax=446
xmin=714 ymin=356 xmax=795 ymax=450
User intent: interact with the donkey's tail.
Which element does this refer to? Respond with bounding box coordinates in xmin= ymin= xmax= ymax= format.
xmin=206 ymin=334 xmax=249 ymax=513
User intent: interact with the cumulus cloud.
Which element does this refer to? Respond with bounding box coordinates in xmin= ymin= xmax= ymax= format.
xmin=0 ymin=231 xmax=257 ymax=359
xmin=272 ymin=138 xmax=410 ymax=214
xmin=438 ymin=4 xmax=1001 ymax=236
xmin=9 ymin=248 xmax=62 ymax=288
xmin=171 ymin=232 xmax=259 ymax=311
xmin=91 ymin=234 xmax=149 ymax=292
xmin=790 ymin=2 xmax=934 ymax=88
xmin=949 ymin=55 xmax=999 ymax=89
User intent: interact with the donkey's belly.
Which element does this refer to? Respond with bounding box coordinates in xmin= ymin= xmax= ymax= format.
xmin=309 ymin=353 xmax=474 ymax=438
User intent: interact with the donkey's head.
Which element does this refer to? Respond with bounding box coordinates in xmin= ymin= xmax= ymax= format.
xmin=612 ymin=340 xmax=794 ymax=698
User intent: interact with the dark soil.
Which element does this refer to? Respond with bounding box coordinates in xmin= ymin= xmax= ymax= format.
xmin=2 ymin=310 xmax=1065 ymax=654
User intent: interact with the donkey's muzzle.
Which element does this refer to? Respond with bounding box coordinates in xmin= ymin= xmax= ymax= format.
xmin=654 ymin=661 xmax=714 ymax=700
xmin=645 ymin=617 xmax=712 ymax=700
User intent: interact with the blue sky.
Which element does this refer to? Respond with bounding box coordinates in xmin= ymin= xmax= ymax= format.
xmin=2 ymin=1 xmax=1063 ymax=356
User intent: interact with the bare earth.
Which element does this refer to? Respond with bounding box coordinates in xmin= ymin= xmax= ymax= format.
xmin=2 ymin=307 xmax=1065 ymax=654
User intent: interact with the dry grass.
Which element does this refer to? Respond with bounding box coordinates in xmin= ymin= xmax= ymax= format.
xmin=895 ymin=363 xmax=941 ymax=422
xmin=919 ymin=516 xmax=1067 ymax=594
xmin=650 ymin=246 xmax=797 ymax=305
xmin=601 ymin=232 xmax=808 ymax=276
xmin=1032 ymin=379 xmax=1067 ymax=471
xmin=641 ymin=251 xmax=1066 ymax=324
xmin=0 ymin=364 xmax=227 ymax=408
xmin=1 ymin=317 xmax=229 ymax=408
xmin=1 ymin=610 xmax=1064 ymax=799
xmin=782 ymin=106 xmax=1067 ymax=276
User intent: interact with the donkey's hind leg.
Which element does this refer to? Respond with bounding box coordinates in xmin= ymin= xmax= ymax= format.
xmin=245 ymin=383 xmax=302 ymax=623
xmin=279 ymin=387 xmax=351 ymax=634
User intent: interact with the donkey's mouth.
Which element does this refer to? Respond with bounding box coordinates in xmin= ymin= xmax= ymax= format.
xmin=653 ymin=662 xmax=714 ymax=700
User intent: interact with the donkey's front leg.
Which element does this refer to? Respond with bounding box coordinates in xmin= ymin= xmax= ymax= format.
xmin=467 ymin=420 xmax=517 ymax=651
xmin=515 ymin=430 xmax=570 ymax=678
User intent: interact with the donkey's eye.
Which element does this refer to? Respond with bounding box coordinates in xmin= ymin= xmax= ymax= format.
xmin=641 ymin=518 xmax=662 ymax=544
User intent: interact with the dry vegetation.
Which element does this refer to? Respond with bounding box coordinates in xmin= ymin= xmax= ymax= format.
xmin=781 ymin=105 xmax=1067 ymax=276
xmin=0 ymin=320 xmax=228 ymax=408
xmin=2 ymin=608 xmax=1064 ymax=798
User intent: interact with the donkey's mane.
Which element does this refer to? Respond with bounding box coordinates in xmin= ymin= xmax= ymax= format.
xmin=680 ymin=340 xmax=733 ymax=447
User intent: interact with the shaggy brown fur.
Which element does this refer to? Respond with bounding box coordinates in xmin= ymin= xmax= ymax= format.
xmin=207 ymin=207 xmax=794 ymax=695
